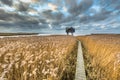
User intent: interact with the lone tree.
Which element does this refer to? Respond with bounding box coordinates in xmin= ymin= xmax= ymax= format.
xmin=66 ymin=27 xmax=75 ymax=35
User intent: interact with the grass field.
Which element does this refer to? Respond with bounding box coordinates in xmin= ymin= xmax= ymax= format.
xmin=77 ymin=34 xmax=120 ymax=80
xmin=0 ymin=34 xmax=120 ymax=80
xmin=0 ymin=36 xmax=77 ymax=80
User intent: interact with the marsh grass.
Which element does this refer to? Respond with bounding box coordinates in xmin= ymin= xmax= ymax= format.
xmin=78 ymin=34 xmax=120 ymax=80
xmin=0 ymin=36 xmax=77 ymax=80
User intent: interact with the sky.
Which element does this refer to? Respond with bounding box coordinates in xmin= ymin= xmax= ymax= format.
xmin=0 ymin=0 xmax=120 ymax=34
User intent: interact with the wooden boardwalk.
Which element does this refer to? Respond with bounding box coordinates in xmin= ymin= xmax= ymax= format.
xmin=75 ymin=41 xmax=86 ymax=80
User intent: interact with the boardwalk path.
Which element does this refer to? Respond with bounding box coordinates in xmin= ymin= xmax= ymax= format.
xmin=75 ymin=41 xmax=86 ymax=80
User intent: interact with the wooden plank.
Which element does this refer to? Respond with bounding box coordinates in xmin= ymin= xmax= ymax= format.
xmin=75 ymin=41 xmax=86 ymax=80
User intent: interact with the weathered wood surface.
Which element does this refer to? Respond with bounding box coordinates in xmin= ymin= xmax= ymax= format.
xmin=75 ymin=41 xmax=86 ymax=80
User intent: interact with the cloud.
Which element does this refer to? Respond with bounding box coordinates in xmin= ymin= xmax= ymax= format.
xmin=68 ymin=0 xmax=93 ymax=16
xmin=41 ymin=10 xmax=63 ymax=23
xmin=0 ymin=9 xmax=14 ymax=21
xmin=98 ymin=0 xmax=120 ymax=12
xmin=0 ymin=0 xmax=120 ymax=33
xmin=0 ymin=0 xmax=13 ymax=6
xmin=87 ymin=9 xmax=111 ymax=22
xmin=48 ymin=3 xmax=58 ymax=11
xmin=19 ymin=0 xmax=32 ymax=3
xmin=14 ymin=2 xmax=30 ymax=11
xmin=0 ymin=11 xmax=26 ymax=22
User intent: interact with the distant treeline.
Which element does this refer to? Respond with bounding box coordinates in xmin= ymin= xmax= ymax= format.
xmin=0 ymin=33 xmax=38 ymax=36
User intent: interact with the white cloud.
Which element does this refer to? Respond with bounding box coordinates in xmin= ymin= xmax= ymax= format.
xmin=48 ymin=24 xmax=52 ymax=29
xmin=28 ymin=11 xmax=38 ymax=16
xmin=19 ymin=0 xmax=32 ymax=3
xmin=0 ymin=0 xmax=120 ymax=34
xmin=48 ymin=3 xmax=58 ymax=11
xmin=91 ymin=5 xmax=101 ymax=13
xmin=62 ymin=7 xmax=68 ymax=12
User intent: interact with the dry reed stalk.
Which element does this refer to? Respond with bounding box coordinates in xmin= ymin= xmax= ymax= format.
xmin=0 ymin=36 xmax=77 ymax=80
xmin=78 ymin=34 xmax=120 ymax=80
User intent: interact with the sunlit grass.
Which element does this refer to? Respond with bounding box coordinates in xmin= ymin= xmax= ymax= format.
xmin=0 ymin=36 xmax=77 ymax=80
xmin=77 ymin=34 xmax=120 ymax=80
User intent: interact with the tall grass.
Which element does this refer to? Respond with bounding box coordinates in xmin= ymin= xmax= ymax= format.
xmin=0 ymin=36 xmax=77 ymax=80
xmin=78 ymin=34 xmax=120 ymax=80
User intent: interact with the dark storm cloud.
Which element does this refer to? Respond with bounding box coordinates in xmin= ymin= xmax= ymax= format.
xmin=68 ymin=0 xmax=93 ymax=16
xmin=0 ymin=0 xmax=120 ymax=33
xmin=0 ymin=0 xmax=13 ymax=6
xmin=0 ymin=0 xmax=93 ymax=23
xmin=98 ymin=0 xmax=120 ymax=11
xmin=42 ymin=10 xmax=63 ymax=22
xmin=0 ymin=10 xmax=42 ymax=27
xmin=91 ymin=9 xmax=112 ymax=21
xmin=14 ymin=2 xmax=30 ymax=11
xmin=0 ymin=8 xmax=5 ymax=13
xmin=38 ymin=19 xmax=47 ymax=24
xmin=62 ymin=0 xmax=113 ymax=24
xmin=59 ymin=8 xmax=112 ymax=26
xmin=0 ymin=9 xmax=15 ymax=21
xmin=0 ymin=11 xmax=27 ymax=21
xmin=55 ymin=0 xmax=94 ymax=24
xmin=0 ymin=8 xmax=49 ymax=30
xmin=0 ymin=17 xmax=49 ymax=31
